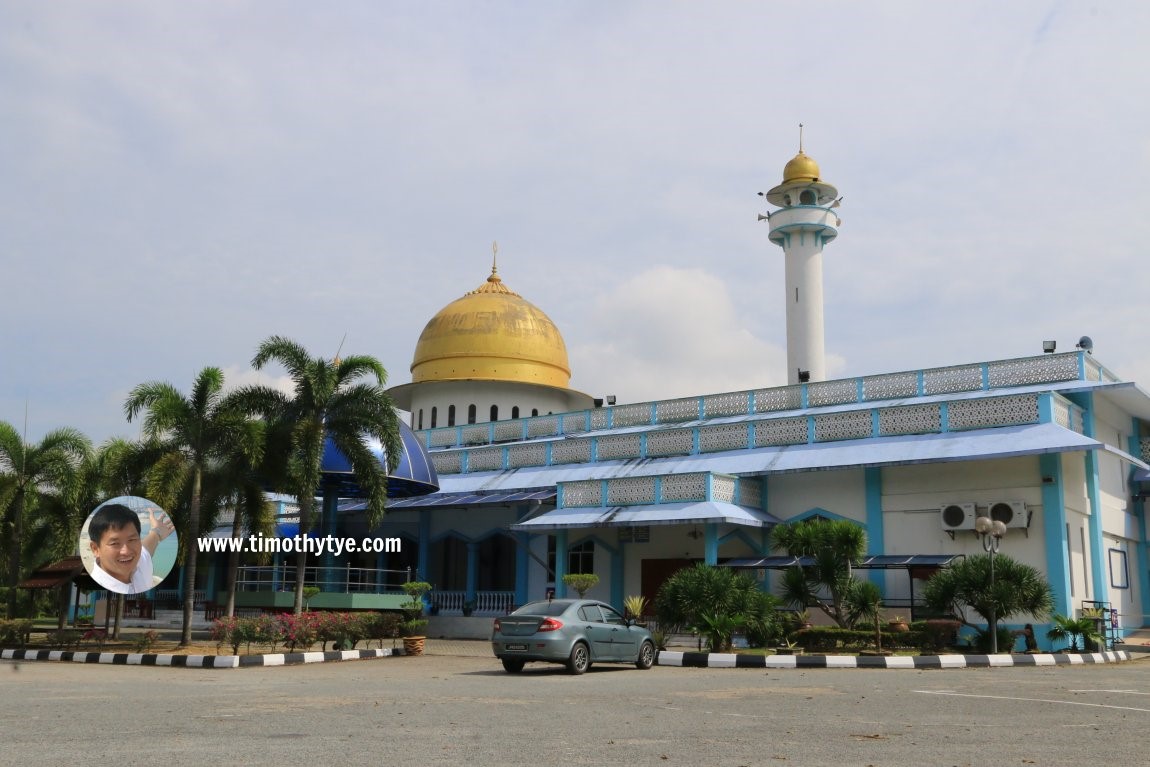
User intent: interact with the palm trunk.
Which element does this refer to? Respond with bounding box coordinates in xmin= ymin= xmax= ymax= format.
xmin=293 ymin=496 xmax=312 ymax=615
xmin=224 ymin=502 xmax=243 ymax=618
xmin=6 ymin=491 xmax=24 ymax=619
xmin=181 ymin=468 xmax=203 ymax=646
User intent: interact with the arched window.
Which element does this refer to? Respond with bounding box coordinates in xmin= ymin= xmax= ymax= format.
xmin=448 ymin=404 xmax=456 ymax=427
xmin=417 ymin=409 xmax=423 ymax=430
xmin=430 ymin=406 xmax=438 ymax=429
xmin=490 ymin=404 xmax=499 ymax=421
xmin=532 ymin=409 xmax=539 ymax=417
xmin=468 ymin=404 xmax=477 ymax=424
xmin=799 ymin=189 xmax=816 ymax=205
xmin=512 ymin=406 xmax=520 ymax=419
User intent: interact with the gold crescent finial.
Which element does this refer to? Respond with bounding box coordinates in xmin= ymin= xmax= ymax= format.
xmin=492 ymin=240 xmax=498 ymax=275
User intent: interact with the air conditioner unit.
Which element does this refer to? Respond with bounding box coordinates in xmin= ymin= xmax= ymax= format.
xmin=940 ymin=502 xmax=977 ymax=531
xmin=988 ymin=501 xmax=1029 ymax=529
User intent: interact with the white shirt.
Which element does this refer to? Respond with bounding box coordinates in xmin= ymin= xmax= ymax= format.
xmin=91 ymin=546 xmax=155 ymax=595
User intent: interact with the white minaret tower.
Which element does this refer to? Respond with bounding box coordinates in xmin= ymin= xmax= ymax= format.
xmin=761 ymin=131 xmax=840 ymax=384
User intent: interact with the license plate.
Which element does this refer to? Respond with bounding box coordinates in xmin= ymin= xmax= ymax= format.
xmin=504 ymin=643 xmax=528 ymax=651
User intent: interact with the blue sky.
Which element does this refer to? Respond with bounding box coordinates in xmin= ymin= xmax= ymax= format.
xmin=2 ymin=1 xmax=1147 ymax=444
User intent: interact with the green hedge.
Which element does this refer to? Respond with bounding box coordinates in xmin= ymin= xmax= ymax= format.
xmin=793 ymin=626 xmax=930 ymax=651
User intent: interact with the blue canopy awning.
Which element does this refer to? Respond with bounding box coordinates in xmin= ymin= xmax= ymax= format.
xmin=722 ymin=554 xmax=964 ymax=569
xmin=510 ymin=501 xmax=781 ymax=532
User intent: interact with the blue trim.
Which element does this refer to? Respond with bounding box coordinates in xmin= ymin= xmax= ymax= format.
xmin=719 ymin=529 xmax=760 ymax=551
xmin=940 ymin=403 xmax=950 ymax=432
xmin=465 ymin=541 xmax=479 ymax=604
xmin=554 ymin=531 xmax=568 ymax=597
xmin=705 ymin=523 xmax=719 ymax=565
xmin=870 ymin=410 xmax=881 ymax=437
xmin=865 ymin=468 xmax=886 ymax=592
xmin=917 ymin=370 xmax=925 ymax=396
xmin=611 ymin=545 xmax=624 ymax=609
xmin=320 ymin=489 xmax=340 ymax=588
xmin=1132 ymin=420 xmax=1150 ymax=627
xmin=1037 ymin=392 xmax=1054 ymax=423
xmin=1040 ymin=453 xmax=1071 ymax=616
xmin=514 ymin=531 xmax=529 ymax=607
xmin=417 ymin=512 xmax=431 ymax=582
xmin=788 ymin=507 xmax=860 ymax=525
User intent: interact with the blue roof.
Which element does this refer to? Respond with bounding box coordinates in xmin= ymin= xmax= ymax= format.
xmin=510 ymin=501 xmax=781 ymax=531
xmin=723 ymin=554 xmax=963 ymax=569
xmin=342 ymin=488 xmax=555 ymax=510
xmin=320 ymin=421 xmax=439 ymax=498
xmin=436 ymin=422 xmax=1102 ymax=495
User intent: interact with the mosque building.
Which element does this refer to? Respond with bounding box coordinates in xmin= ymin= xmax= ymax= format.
xmin=359 ymin=143 xmax=1150 ymax=645
xmin=178 ymin=143 xmax=1148 ymax=647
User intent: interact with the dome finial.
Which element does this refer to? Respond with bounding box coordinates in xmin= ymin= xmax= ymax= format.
xmin=487 ymin=240 xmax=502 ymax=284
xmin=799 ymin=122 xmax=804 ymax=153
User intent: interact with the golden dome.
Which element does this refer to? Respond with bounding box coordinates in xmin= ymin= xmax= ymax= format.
xmin=782 ymin=151 xmax=821 ymax=183
xmin=409 ymin=267 xmax=572 ymax=387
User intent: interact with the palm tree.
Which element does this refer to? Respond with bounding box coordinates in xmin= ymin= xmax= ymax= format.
xmin=771 ymin=518 xmax=867 ymax=628
xmin=1046 ymin=613 xmax=1103 ymax=652
xmin=125 ymin=367 xmax=264 ymax=645
xmin=0 ymin=422 xmax=90 ymax=618
xmin=233 ymin=336 xmax=402 ymax=615
xmin=923 ymin=553 xmax=1053 ymax=638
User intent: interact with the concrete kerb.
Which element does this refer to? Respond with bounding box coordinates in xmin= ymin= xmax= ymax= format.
xmin=655 ymin=649 xmax=1139 ymax=669
xmin=1 ymin=646 xmax=404 ymax=668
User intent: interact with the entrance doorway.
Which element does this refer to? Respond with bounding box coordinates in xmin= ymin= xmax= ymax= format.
xmin=640 ymin=558 xmax=699 ymax=607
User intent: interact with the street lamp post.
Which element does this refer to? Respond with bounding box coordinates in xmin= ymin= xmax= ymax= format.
xmin=975 ymin=515 xmax=1008 ymax=653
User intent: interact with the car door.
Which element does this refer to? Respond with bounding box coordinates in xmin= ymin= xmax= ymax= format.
xmin=578 ymin=604 xmax=616 ymax=660
xmin=599 ymin=604 xmax=637 ymax=660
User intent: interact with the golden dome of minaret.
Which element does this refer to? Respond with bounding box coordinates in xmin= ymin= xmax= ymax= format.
xmin=781 ymin=150 xmax=821 ymax=184
xmin=408 ymin=246 xmax=572 ymax=388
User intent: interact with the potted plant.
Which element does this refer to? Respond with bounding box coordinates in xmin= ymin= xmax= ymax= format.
xmin=623 ymin=595 xmax=648 ymax=624
xmin=461 ymin=600 xmax=476 ymax=617
xmin=887 ymin=615 xmax=909 ymax=632
xmin=399 ymin=581 xmax=432 ymax=656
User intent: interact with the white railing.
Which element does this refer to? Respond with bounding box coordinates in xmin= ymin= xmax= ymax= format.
xmin=434 ymin=590 xmax=516 ymax=614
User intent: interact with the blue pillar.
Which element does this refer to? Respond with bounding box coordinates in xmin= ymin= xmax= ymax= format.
xmin=1084 ymin=449 xmax=1108 ymax=604
xmin=320 ymin=488 xmax=339 ymax=591
xmin=375 ymin=549 xmax=387 ymax=593
xmin=466 ymin=541 xmax=479 ymax=606
xmin=1040 ymin=453 xmax=1072 ymax=617
xmin=864 ymin=467 xmax=886 ymax=593
xmin=704 ymin=523 xmax=719 ymax=565
xmin=417 ymin=513 xmax=431 ymax=582
xmin=1132 ymin=423 xmax=1150 ymax=629
xmin=204 ymin=558 xmax=218 ymax=605
xmin=554 ymin=531 xmax=568 ymax=597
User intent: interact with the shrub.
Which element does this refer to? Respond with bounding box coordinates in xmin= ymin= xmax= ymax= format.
xmin=0 ymin=619 xmax=34 ymax=648
xmin=132 ymin=630 xmax=160 ymax=653
xmin=212 ymin=617 xmax=241 ymax=654
xmin=278 ymin=613 xmax=318 ymax=652
xmin=362 ymin=612 xmax=403 ymax=648
xmin=655 ymin=564 xmax=780 ymax=652
xmin=562 ymin=573 xmax=599 ymax=598
xmin=915 ymin=619 xmax=962 ymax=652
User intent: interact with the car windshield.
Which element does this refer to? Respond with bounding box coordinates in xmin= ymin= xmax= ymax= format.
xmin=514 ymin=600 xmax=572 ymax=617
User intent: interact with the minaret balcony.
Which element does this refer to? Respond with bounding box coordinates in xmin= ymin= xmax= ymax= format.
xmin=767 ymin=205 xmax=839 ymax=245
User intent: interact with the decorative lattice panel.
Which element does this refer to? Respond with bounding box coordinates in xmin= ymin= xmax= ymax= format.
xmin=612 ymin=403 xmax=653 ymax=427
xmin=699 ymin=423 xmax=751 ymax=453
xmin=563 ymin=413 xmax=589 ymax=434
xmin=656 ymin=397 xmax=700 ymax=424
xmin=923 ymin=364 xmax=984 ymax=395
xmin=430 ymin=451 xmax=461 ymax=474
xmin=814 ymin=410 xmax=873 ymax=442
xmin=596 ymin=434 xmax=643 ymax=461
xmin=737 ymin=478 xmax=762 ymax=509
xmin=646 ymin=428 xmax=694 ymax=457
xmin=1052 ymin=397 xmax=1071 ymax=429
xmin=661 ymin=473 xmax=707 ymax=502
xmin=947 ymin=394 xmax=1040 ymax=430
xmin=562 ymin=481 xmax=602 ymax=507
xmin=711 ymin=475 xmax=736 ymax=503
xmin=493 ymin=420 xmax=522 ymax=442
xmin=754 ymin=386 xmax=803 ymax=413
xmin=429 ymin=429 xmax=458 ymax=448
xmin=862 ymin=371 xmax=919 ymax=401
xmin=508 ymin=443 xmax=548 ymax=468
xmin=606 ymin=476 xmax=657 ymax=506
xmin=590 ymin=409 xmax=609 ymax=430
xmin=808 ymin=379 xmax=859 ymax=407
xmin=467 ymin=447 xmax=505 ymax=472
xmin=461 ymin=425 xmax=490 ymax=445
xmin=552 ymin=439 xmax=592 ymax=465
xmin=756 ymin=417 xmax=809 ymax=446
xmin=878 ymin=404 xmax=941 ymax=436
xmin=1142 ymin=439 xmax=1150 ymax=463
xmin=704 ymin=391 xmax=751 ymax=418
xmin=988 ymin=354 xmax=1079 ymax=388
xmin=528 ymin=415 xmax=560 ymax=438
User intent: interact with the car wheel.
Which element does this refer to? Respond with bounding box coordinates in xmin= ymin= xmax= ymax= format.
xmin=501 ymin=657 xmax=526 ymax=673
xmin=566 ymin=642 xmax=590 ymax=675
xmin=635 ymin=640 xmax=656 ymax=670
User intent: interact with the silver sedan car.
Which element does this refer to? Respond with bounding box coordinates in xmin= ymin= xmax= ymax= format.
xmin=492 ymin=598 xmax=657 ymax=674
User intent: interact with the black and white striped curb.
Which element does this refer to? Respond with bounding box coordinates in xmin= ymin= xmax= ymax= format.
xmin=1 ymin=647 xmax=402 ymax=668
xmin=656 ymin=649 xmax=1134 ymax=669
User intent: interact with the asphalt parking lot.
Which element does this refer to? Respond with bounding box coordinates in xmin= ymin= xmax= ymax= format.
xmin=5 ymin=653 xmax=1150 ymax=766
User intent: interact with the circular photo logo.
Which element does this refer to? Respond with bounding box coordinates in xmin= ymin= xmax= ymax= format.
xmin=79 ymin=496 xmax=178 ymax=595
